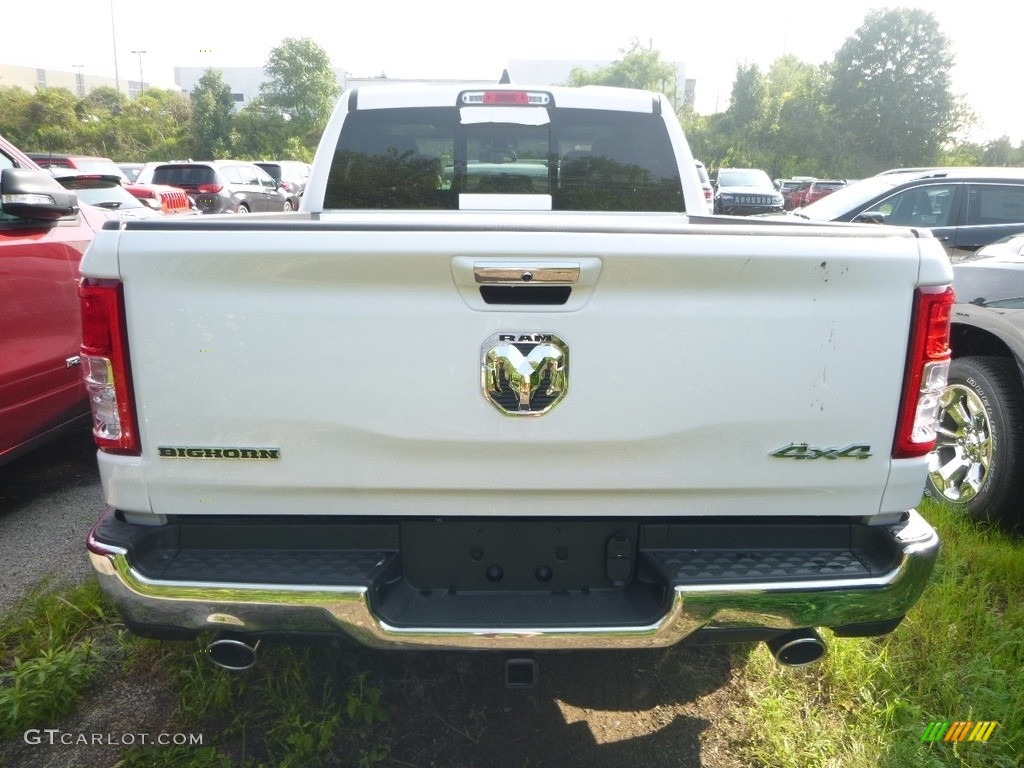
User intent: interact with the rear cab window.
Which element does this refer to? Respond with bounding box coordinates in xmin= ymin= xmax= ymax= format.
xmin=324 ymin=92 xmax=683 ymax=212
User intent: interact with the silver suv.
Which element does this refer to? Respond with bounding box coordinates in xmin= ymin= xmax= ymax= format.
xmin=147 ymin=160 xmax=289 ymax=214
xmin=794 ymin=167 xmax=1024 ymax=261
xmin=255 ymin=161 xmax=311 ymax=211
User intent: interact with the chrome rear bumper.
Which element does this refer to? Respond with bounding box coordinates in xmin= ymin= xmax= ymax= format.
xmin=88 ymin=509 xmax=939 ymax=650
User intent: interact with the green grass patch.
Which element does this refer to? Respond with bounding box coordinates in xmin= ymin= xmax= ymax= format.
xmin=115 ymin=640 xmax=390 ymax=768
xmin=0 ymin=579 xmax=110 ymax=739
xmin=729 ymin=500 xmax=1023 ymax=767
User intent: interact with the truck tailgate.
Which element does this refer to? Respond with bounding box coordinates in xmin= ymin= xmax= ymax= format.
xmin=93 ymin=215 xmax=928 ymax=519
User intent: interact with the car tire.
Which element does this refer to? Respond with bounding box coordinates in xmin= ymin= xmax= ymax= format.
xmin=926 ymin=356 xmax=1024 ymax=530
xmin=236 ymin=203 xmax=250 ymax=214
xmin=283 ymin=200 xmax=295 ymax=212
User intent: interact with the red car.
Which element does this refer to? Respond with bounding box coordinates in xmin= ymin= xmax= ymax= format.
xmin=27 ymin=153 xmax=197 ymax=216
xmin=1 ymin=137 xmax=113 ymax=464
xmin=785 ymin=178 xmax=815 ymax=210
xmin=787 ymin=179 xmax=847 ymax=209
xmin=803 ymin=179 xmax=847 ymax=205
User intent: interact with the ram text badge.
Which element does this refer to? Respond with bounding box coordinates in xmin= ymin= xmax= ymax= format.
xmin=482 ymin=332 xmax=568 ymax=416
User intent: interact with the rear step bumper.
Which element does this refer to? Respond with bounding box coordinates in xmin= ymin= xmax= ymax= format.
xmin=87 ymin=508 xmax=939 ymax=650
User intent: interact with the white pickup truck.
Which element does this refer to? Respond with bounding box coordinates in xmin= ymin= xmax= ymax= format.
xmin=82 ymin=83 xmax=953 ymax=677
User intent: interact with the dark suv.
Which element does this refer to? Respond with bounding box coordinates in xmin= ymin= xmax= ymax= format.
xmin=795 ymin=167 xmax=1024 ymax=260
xmin=926 ymin=234 xmax=1024 ymax=531
xmin=255 ymin=161 xmax=311 ymax=211
xmin=712 ymin=168 xmax=785 ymax=215
xmin=149 ymin=160 xmax=288 ymax=214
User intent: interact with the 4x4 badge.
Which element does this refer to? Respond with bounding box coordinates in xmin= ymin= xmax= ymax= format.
xmin=771 ymin=443 xmax=872 ymax=460
xmin=482 ymin=332 xmax=568 ymax=416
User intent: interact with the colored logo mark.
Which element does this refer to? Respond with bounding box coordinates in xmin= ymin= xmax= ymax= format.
xmin=921 ymin=721 xmax=999 ymax=742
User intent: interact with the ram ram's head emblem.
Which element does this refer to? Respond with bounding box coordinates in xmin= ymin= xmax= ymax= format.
xmin=482 ymin=332 xmax=568 ymax=416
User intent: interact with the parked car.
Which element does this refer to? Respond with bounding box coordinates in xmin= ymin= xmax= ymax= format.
xmin=777 ymin=177 xmax=811 ymax=201
xmin=51 ymin=171 xmax=160 ymax=220
xmin=926 ymin=234 xmax=1024 ymax=531
xmin=792 ymin=167 xmax=1024 ymax=260
xmin=27 ymin=152 xmax=130 ymax=182
xmin=801 ymin=179 xmax=847 ymax=207
xmin=254 ymin=160 xmax=311 ymax=211
xmin=123 ymin=182 xmax=199 ymax=216
xmin=711 ymin=167 xmax=784 ymax=215
xmin=785 ymin=178 xmax=815 ymax=210
xmin=29 ymin=154 xmax=196 ymax=216
xmin=694 ymin=160 xmax=713 ymax=211
xmin=0 ymin=137 xmax=113 ymax=465
xmin=147 ymin=160 xmax=289 ymax=214
xmin=118 ymin=162 xmax=145 ymax=182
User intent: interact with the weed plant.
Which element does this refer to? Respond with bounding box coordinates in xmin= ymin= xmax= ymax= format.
xmin=732 ymin=500 xmax=1023 ymax=767
xmin=0 ymin=579 xmax=109 ymax=739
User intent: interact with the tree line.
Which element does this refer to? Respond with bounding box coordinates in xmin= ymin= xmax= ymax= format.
xmin=2 ymin=11 xmax=1022 ymax=176
xmin=0 ymin=37 xmax=339 ymax=164
xmin=573 ymin=9 xmax=1023 ymax=178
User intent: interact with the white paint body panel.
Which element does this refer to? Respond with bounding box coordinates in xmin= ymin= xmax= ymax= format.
xmin=83 ymin=215 xmax=951 ymax=520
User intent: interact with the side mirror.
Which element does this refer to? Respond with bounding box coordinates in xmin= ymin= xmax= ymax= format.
xmin=1 ymin=168 xmax=78 ymax=221
xmin=853 ymin=210 xmax=886 ymax=225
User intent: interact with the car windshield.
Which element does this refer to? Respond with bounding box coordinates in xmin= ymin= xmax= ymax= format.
xmin=718 ymin=169 xmax=772 ymax=188
xmin=797 ymin=175 xmax=909 ymax=220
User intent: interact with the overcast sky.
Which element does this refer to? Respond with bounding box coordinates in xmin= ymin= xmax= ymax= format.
xmin=2 ymin=0 xmax=1019 ymax=144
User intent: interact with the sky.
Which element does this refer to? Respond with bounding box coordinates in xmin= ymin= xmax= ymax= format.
xmin=2 ymin=0 xmax=1020 ymax=144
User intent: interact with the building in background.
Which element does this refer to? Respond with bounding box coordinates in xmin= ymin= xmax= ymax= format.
xmin=0 ymin=63 xmax=147 ymax=99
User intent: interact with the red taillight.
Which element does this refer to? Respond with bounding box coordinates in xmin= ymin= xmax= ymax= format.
xmin=80 ymin=278 xmax=140 ymax=455
xmin=196 ymin=183 xmax=223 ymax=194
xmin=893 ymin=285 xmax=954 ymax=458
xmin=482 ymin=91 xmax=530 ymax=105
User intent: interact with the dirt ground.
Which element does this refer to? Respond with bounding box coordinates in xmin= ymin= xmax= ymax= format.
xmin=0 ymin=431 xmax=760 ymax=768
xmin=2 ymin=642 xmax=757 ymax=768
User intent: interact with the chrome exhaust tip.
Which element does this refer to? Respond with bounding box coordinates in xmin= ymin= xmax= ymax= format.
xmin=766 ymin=628 xmax=827 ymax=667
xmin=206 ymin=633 xmax=260 ymax=671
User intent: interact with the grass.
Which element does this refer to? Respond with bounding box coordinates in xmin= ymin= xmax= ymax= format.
xmin=110 ymin=639 xmax=391 ymax=768
xmin=0 ymin=578 xmax=109 ymax=740
xmin=727 ymin=499 xmax=1023 ymax=767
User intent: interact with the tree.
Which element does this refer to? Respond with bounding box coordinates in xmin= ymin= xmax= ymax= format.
xmin=565 ymin=39 xmax=680 ymax=106
xmin=828 ymin=8 xmax=964 ymax=174
xmin=23 ymin=88 xmax=82 ymax=152
xmin=712 ymin=64 xmax=773 ymax=171
xmin=189 ymin=69 xmax=235 ymax=159
xmin=259 ymin=37 xmax=340 ymax=152
xmin=77 ymin=86 xmax=127 ymax=120
xmin=0 ymin=86 xmax=34 ymax=147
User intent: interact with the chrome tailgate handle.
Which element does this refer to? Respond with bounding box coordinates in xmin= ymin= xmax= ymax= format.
xmin=474 ymin=263 xmax=580 ymax=285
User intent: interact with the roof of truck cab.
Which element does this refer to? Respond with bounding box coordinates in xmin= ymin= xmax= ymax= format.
xmin=346 ymin=83 xmax=666 ymax=113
